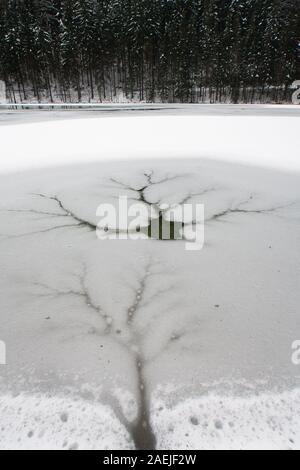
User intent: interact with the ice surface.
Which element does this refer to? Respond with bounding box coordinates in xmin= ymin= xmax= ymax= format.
xmin=0 ymin=112 xmax=300 ymax=174
xmin=0 ymin=108 xmax=300 ymax=449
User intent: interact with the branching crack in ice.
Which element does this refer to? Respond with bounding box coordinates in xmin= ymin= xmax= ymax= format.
xmin=179 ymin=187 xmax=216 ymax=206
xmin=113 ymin=259 xmax=159 ymax=450
xmin=3 ymin=223 xmax=85 ymax=239
xmin=32 ymin=259 xmax=172 ymax=450
xmin=2 ymin=175 xmax=296 ymax=242
xmin=110 ymin=171 xmax=216 ymax=240
xmin=109 ymin=172 xmax=298 ymax=238
xmin=126 ymin=264 xmax=150 ymax=325
xmin=0 ymin=174 xmax=206 ymax=241
xmin=179 ymin=193 xmax=298 ymax=227
xmin=110 ymin=170 xmax=213 ymax=209
xmin=1 ymin=193 xmax=96 ymax=239
xmin=4 ymin=208 xmax=68 ymax=218
xmin=33 ymin=194 xmax=96 ymax=230
xmin=207 ymin=196 xmax=297 ymax=222
xmin=33 ymin=266 xmax=112 ymax=335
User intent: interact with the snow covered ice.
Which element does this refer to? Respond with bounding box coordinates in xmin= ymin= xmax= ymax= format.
xmin=0 ymin=105 xmax=300 ymax=450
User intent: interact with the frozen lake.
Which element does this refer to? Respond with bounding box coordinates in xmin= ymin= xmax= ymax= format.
xmin=0 ymin=106 xmax=300 ymax=450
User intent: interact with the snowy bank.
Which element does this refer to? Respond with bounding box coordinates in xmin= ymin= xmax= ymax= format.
xmin=1 ymin=388 xmax=300 ymax=450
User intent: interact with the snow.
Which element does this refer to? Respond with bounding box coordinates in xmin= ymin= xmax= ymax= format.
xmin=1 ymin=388 xmax=300 ymax=450
xmin=0 ymin=113 xmax=300 ymax=175
xmin=154 ymin=388 xmax=300 ymax=450
xmin=0 ymin=392 xmax=132 ymax=450
xmin=1 ymin=103 xmax=299 ymax=126
xmin=0 ymin=105 xmax=300 ymax=450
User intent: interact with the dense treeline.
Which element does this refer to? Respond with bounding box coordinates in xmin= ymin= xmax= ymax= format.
xmin=0 ymin=0 xmax=299 ymax=103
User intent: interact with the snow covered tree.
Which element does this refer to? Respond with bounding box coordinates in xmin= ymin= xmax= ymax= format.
xmin=1 ymin=0 xmax=299 ymax=103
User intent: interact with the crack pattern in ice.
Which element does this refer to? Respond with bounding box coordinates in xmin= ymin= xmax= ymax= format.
xmin=1 ymin=171 xmax=296 ymax=241
xmin=31 ymin=258 xmax=178 ymax=450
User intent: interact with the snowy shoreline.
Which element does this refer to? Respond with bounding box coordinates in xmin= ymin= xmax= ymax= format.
xmin=1 ymin=387 xmax=300 ymax=450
